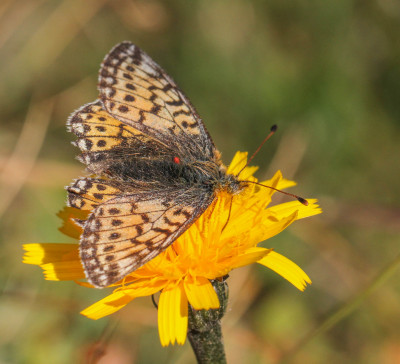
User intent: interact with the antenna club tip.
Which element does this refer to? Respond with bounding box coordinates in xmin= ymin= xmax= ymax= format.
xmin=270 ymin=124 xmax=278 ymax=132
xmin=297 ymin=197 xmax=309 ymax=206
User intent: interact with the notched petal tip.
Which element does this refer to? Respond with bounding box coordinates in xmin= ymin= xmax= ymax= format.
xmin=257 ymin=251 xmax=312 ymax=291
xmin=158 ymin=285 xmax=188 ymax=346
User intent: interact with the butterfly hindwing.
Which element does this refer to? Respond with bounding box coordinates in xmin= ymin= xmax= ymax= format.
xmin=80 ymin=188 xmax=213 ymax=287
xmin=98 ymin=41 xmax=216 ymax=161
xmin=66 ymin=177 xmax=123 ymax=211
xmin=67 ymin=100 xmax=172 ymax=174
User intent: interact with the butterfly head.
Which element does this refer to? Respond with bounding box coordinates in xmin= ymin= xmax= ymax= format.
xmin=218 ymin=172 xmax=244 ymax=195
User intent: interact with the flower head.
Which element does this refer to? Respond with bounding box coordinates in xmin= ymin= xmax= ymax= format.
xmin=23 ymin=151 xmax=321 ymax=346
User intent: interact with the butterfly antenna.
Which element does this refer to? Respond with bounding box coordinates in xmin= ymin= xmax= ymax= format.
xmin=245 ymin=180 xmax=309 ymax=206
xmin=236 ymin=125 xmax=278 ymax=178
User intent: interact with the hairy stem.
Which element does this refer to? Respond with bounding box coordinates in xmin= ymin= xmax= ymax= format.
xmin=187 ymin=279 xmax=229 ymax=364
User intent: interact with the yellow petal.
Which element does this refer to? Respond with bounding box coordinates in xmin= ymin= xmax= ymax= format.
xmin=258 ymin=170 xmax=296 ymax=191
xmin=257 ymin=251 xmax=311 ymax=291
xmin=226 ymin=151 xmax=248 ymax=175
xmin=57 ymin=207 xmax=87 ymax=239
xmin=22 ymin=243 xmax=79 ymax=265
xmin=277 ymin=178 xmax=297 ymax=189
xmin=264 ymin=170 xmax=282 ymax=191
xmin=238 ymin=165 xmax=259 ymax=180
xmin=184 ymin=277 xmax=219 ymax=310
xmin=81 ymin=280 xmax=167 ymax=320
xmin=81 ymin=291 xmax=135 ymax=320
xmin=230 ymin=247 xmax=272 ymax=269
xmin=158 ymin=284 xmax=188 ymax=346
xmin=41 ymin=261 xmax=85 ymax=280
xmin=249 ymin=211 xmax=298 ymax=243
xmin=269 ymin=199 xmax=322 ymax=220
xmin=57 ymin=206 xmax=89 ymax=220
xmin=120 ymin=279 xmax=168 ymax=297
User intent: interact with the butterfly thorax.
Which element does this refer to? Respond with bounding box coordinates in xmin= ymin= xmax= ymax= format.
xmin=191 ymin=160 xmax=243 ymax=194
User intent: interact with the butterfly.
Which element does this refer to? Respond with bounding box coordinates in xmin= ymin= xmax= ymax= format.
xmin=66 ymin=42 xmax=244 ymax=288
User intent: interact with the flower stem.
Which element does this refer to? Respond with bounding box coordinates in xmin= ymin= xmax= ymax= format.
xmin=187 ymin=279 xmax=228 ymax=364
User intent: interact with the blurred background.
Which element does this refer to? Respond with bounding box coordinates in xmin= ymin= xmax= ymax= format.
xmin=1 ymin=0 xmax=399 ymax=363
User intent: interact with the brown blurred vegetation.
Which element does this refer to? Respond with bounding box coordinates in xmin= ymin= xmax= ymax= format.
xmin=1 ymin=0 xmax=400 ymax=363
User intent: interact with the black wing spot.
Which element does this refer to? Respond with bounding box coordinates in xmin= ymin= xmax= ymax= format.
xmin=151 ymin=105 xmax=161 ymax=114
xmin=141 ymin=214 xmax=150 ymax=223
xmin=95 ymin=219 xmax=102 ymax=229
xmin=124 ymin=94 xmax=135 ymax=102
xmin=108 ymin=208 xmax=120 ymax=215
xmin=118 ymin=105 xmax=129 ymax=113
xmin=164 ymin=216 xmax=181 ymax=226
xmin=109 ymin=232 xmax=121 ymax=240
xmin=84 ymin=139 xmax=93 ymax=150
xmin=123 ymin=73 xmax=133 ymax=80
xmin=153 ymin=227 xmax=172 ymax=235
xmin=181 ymin=210 xmax=191 ymax=219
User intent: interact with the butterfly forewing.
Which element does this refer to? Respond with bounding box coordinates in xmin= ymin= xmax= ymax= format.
xmin=80 ymin=189 xmax=213 ymax=287
xmin=98 ymin=41 xmax=216 ymax=161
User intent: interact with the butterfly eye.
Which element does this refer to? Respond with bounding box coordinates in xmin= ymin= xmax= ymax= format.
xmin=173 ymin=157 xmax=181 ymax=164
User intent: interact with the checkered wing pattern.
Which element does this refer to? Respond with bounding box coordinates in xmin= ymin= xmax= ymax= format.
xmin=67 ymin=177 xmax=213 ymax=287
xmin=98 ymin=41 xmax=216 ymax=162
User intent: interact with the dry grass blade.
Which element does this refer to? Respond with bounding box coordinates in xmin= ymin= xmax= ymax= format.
xmin=0 ymin=97 xmax=54 ymax=219
xmin=280 ymin=252 xmax=400 ymax=363
xmin=3 ymin=0 xmax=108 ymax=92
xmin=0 ymin=0 xmax=45 ymax=50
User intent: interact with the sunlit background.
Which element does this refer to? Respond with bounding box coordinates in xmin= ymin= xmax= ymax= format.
xmin=1 ymin=0 xmax=400 ymax=363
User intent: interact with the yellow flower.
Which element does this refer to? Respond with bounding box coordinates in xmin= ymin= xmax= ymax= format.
xmin=23 ymin=151 xmax=321 ymax=346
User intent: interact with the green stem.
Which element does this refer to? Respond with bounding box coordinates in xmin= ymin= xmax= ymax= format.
xmin=187 ymin=279 xmax=228 ymax=364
